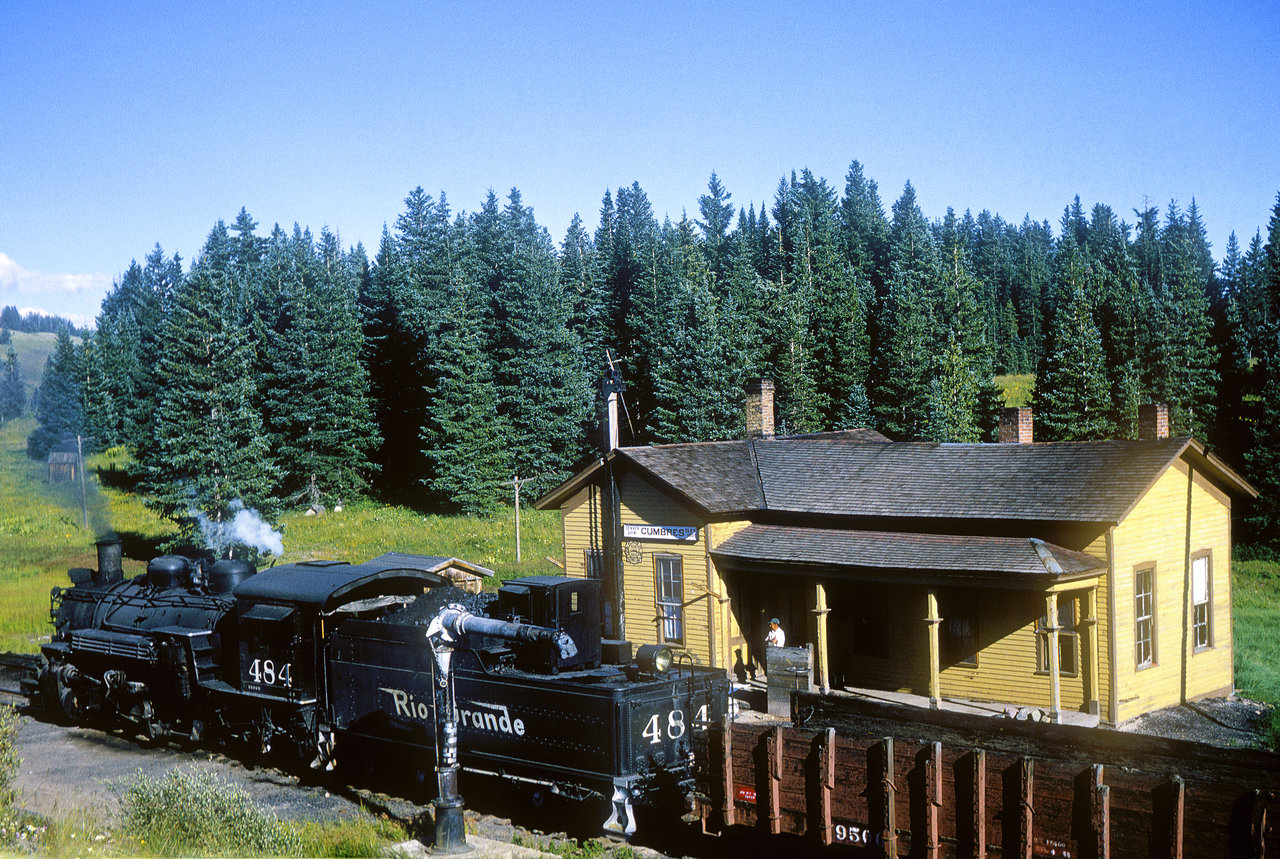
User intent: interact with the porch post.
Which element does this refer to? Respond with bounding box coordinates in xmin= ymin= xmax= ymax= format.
xmin=814 ymin=580 xmax=830 ymax=694
xmin=1082 ymin=586 xmax=1100 ymax=716
xmin=1044 ymin=592 xmax=1061 ymax=723
xmin=926 ymin=590 xmax=941 ymax=709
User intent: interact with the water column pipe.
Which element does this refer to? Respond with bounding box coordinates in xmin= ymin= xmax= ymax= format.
xmin=423 ymin=606 xmax=578 ymax=854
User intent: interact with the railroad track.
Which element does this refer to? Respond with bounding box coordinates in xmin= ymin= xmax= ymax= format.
xmin=0 ymin=653 xmax=40 ymax=698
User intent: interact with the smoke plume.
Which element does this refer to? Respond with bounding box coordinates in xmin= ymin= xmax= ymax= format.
xmin=194 ymin=499 xmax=285 ymax=557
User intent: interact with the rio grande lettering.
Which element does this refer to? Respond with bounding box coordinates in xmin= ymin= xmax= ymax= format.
xmin=380 ymin=688 xmax=526 ymax=736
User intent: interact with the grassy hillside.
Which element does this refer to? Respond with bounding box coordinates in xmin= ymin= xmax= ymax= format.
xmin=994 ymin=373 xmax=1034 ymax=407
xmin=3 ymin=331 xmax=70 ymax=391
xmin=0 ymin=417 xmax=564 ymax=653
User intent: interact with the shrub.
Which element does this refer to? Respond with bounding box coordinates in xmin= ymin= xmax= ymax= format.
xmin=0 ymin=704 xmax=21 ymax=815
xmin=114 ymin=766 xmax=303 ymax=857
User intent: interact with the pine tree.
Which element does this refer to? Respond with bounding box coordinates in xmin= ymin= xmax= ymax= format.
xmin=650 ymin=242 xmax=747 ymax=442
xmin=697 ymin=172 xmax=735 ymax=281
xmin=145 ymin=222 xmax=277 ymax=544
xmin=259 ymin=226 xmax=379 ymax=505
xmin=420 ymin=287 xmax=509 ymax=515
xmin=870 ymin=182 xmax=939 ymax=438
xmin=0 ymin=347 xmax=23 ymax=423
xmin=484 ymin=189 xmax=591 ymax=497
xmin=1149 ymin=233 xmax=1219 ymax=439
xmin=1035 ymin=276 xmax=1114 ymax=441
xmin=27 ymin=329 xmax=84 ymax=459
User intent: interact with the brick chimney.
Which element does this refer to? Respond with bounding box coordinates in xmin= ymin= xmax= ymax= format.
xmin=1138 ymin=403 xmax=1170 ymax=440
xmin=999 ymin=406 xmax=1034 ymax=444
xmin=745 ymin=378 xmax=775 ymax=438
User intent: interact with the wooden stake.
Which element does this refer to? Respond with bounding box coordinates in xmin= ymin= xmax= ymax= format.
xmin=924 ymin=741 xmax=943 ymax=859
xmin=817 ymin=727 xmax=835 ymax=845
xmin=719 ymin=711 xmax=734 ymax=828
xmin=1090 ymin=764 xmax=1110 ymax=859
xmin=766 ymin=726 xmax=783 ymax=834
xmin=1019 ymin=757 xmax=1034 ymax=859
xmin=876 ymin=737 xmax=897 ymax=859
xmin=968 ymin=749 xmax=987 ymax=859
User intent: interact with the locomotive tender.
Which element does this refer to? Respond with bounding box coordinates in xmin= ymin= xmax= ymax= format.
xmin=38 ymin=538 xmax=731 ymax=835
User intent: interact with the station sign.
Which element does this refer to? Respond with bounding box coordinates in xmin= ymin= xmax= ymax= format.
xmin=622 ymin=524 xmax=698 ymax=542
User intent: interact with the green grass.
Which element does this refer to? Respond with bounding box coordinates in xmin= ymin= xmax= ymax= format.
xmin=0 ymin=416 xmax=563 ymax=653
xmin=277 ymin=501 xmax=561 ymax=581
xmin=1233 ymin=558 xmax=1280 ymax=705
xmin=993 ymin=373 xmax=1035 ymax=407
xmin=3 ymin=331 xmax=69 ymax=392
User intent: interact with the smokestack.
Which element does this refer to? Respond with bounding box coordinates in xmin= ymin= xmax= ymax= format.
xmin=999 ymin=406 xmax=1034 ymax=444
xmin=95 ymin=533 xmax=124 ymax=584
xmin=1139 ymin=403 xmax=1170 ymax=440
xmin=745 ymin=378 xmax=775 ymax=438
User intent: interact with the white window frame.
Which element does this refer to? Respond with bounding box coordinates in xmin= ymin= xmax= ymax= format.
xmin=1135 ymin=565 xmax=1156 ymax=669
xmin=654 ymin=554 xmax=684 ymax=646
xmin=1192 ymin=551 xmax=1212 ymax=651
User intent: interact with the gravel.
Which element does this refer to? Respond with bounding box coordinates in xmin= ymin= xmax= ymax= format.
xmin=1117 ymin=695 xmax=1275 ymax=749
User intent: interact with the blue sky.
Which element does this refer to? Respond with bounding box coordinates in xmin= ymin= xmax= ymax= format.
xmin=2 ymin=1 xmax=1277 ymax=327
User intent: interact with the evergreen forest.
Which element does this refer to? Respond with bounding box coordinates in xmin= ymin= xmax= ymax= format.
xmin=23 ymin=164 xmax=1280 ymax=550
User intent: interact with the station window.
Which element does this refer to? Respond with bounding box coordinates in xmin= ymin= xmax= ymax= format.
xmin=1192 ymin=551 xmax=1212 ymax=650
xmin=583 ymin=549 xmax=603 ymax=579
xmin=940 ymin=592 xmax=978 ymax=667
xmin=655 ymin=554 xmax=684 ymax=646
xmin=1135 ymin=566 xmax=1156 ymax=669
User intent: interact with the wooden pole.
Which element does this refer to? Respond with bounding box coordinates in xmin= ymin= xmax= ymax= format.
xmin=1045 ymin=592 xmax=1061 ymax=723
xmin=926 ymin=591 xmax=941 ymax=708
xmin=814 ymin=581 xmax=830 ymax=694
xmin=506 ymin=476 xmax=527 ymax=563
xmin=77 ymin=434 xmax=88 ymax=529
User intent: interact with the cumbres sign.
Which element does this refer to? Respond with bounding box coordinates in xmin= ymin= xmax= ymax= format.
xmin=622 ymin=524 xmax=698 ymax=542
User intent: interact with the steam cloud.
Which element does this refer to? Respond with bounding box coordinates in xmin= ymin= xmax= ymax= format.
xmin=195 ymin=499 xmax=285 ymax=557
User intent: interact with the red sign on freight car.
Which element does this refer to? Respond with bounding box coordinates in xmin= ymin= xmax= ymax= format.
xmin=735 ymin=785 xmax=756 ymax=802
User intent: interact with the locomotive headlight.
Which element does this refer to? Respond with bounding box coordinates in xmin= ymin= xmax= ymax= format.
xmin=635 ymin=644 xmax=672 ymax=675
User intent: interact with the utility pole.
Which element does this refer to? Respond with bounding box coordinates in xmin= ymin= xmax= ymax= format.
xmin=76 ymin=434 xmax=88 ymax=530
xmin=506 ymin=476 xmax=529 ymax=563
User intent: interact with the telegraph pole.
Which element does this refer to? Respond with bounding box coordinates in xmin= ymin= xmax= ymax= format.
xmin=506 ymin=476 xmax=529 ymax=563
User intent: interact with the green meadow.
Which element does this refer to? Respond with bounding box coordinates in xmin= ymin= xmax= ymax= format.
xmin=0 ymin=416 xmax=562 ymax=653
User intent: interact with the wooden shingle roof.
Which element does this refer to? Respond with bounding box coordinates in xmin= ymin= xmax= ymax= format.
xmin=711 ymin=524 xmax=1106 ymax=586
xmin=536 ymin=432 xmax=1255 ymax=525
xmin=752 ymin=437 xmax=1194 ymax=523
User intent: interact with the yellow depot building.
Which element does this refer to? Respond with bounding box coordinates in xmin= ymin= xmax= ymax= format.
xmin=536 ymin=384 xmax=1256 ymax=726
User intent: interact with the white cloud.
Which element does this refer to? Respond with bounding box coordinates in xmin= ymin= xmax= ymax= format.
xmin=0 ymin=252 xmax=113 ymax=295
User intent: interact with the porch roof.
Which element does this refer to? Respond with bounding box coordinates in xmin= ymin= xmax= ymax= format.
xmin=710 ymin=524 xmax=1105 ymax=587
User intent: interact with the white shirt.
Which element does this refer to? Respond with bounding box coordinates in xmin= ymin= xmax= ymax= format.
xmin=766 ymin=625 xmax=785 ymax=647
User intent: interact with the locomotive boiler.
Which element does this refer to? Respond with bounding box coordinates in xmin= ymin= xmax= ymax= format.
xmin=37 ymin=537 xmax=732 ymax=836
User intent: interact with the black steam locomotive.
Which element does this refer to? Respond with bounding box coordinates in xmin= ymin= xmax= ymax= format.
xmin=38 ymin=538 xmax=731 ymax=836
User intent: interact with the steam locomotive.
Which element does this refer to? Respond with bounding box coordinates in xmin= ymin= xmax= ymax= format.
xmin=37 ymin=538 xmax=731 ymax=836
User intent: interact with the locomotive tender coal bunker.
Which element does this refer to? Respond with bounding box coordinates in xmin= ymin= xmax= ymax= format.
xmin=38 ymin=538 xmax=732 ymax=837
